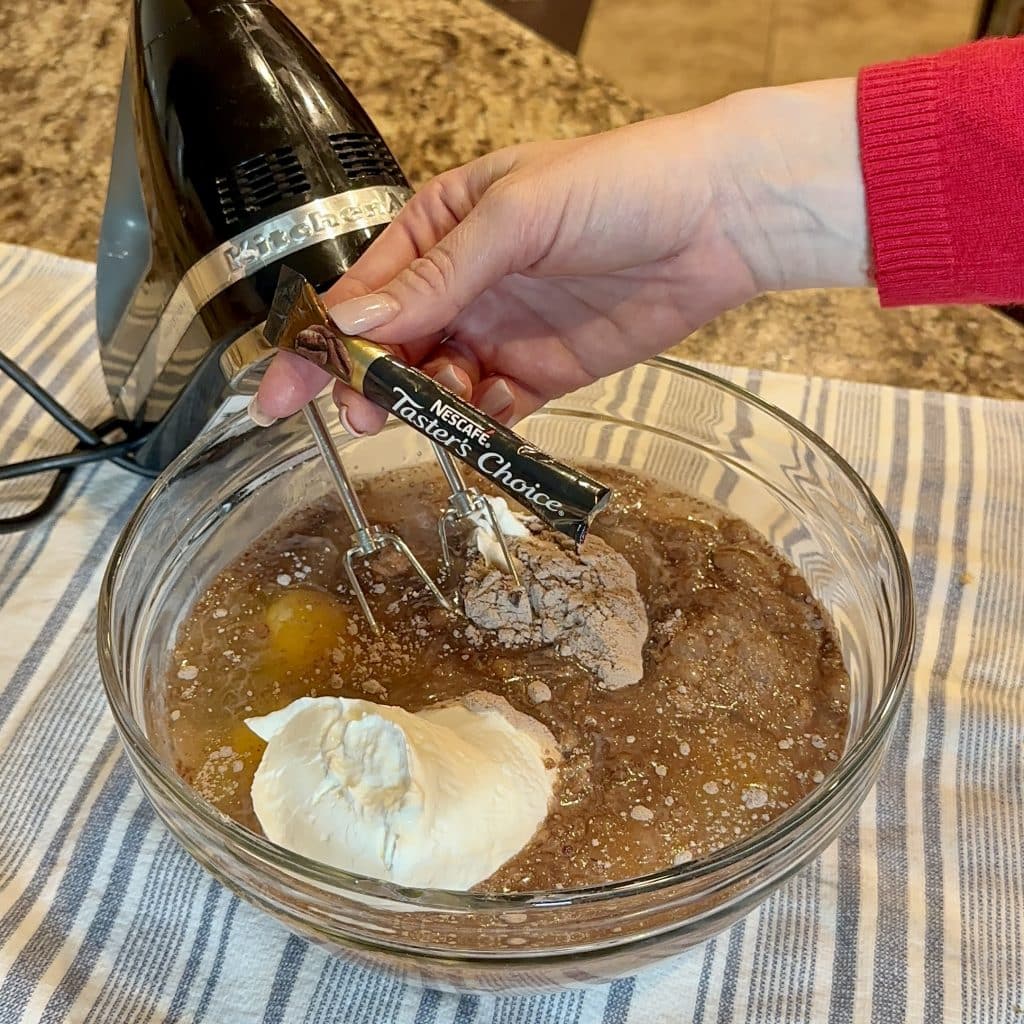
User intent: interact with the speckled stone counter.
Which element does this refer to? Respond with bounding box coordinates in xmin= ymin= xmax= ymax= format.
xmin=1 ymin=0 xmax=1021 ymax=400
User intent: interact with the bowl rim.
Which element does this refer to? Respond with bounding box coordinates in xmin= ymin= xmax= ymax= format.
xmin=97 ymin=356 xmax=915 ymax=913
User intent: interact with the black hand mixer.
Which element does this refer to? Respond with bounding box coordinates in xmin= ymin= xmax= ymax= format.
xmin=3 ymin=0 xmax=408 ymax=527
xmin=0 ymin=0 xmax=609 ymax=629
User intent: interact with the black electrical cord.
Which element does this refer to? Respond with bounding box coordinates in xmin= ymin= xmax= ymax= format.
xmin=0 ymin=352 xmax=100 ymax=446
xmin=0 ymin=351 xmax=158 ymax=475
xmin=0 ymin=352 xmax=158 ymax=534
xmin=0 ymin=468 xmax=75 ymax=533
xmin=0 ymin=434 xmax=149 ymax=481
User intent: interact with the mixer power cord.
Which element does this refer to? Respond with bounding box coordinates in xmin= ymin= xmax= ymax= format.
xmin=0 ymin=351 xmax=158 ymax=533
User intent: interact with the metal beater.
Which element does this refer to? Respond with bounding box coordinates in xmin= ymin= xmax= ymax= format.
xmin=431 ymin=443 xmax=521 ymax=591
xmin=300 ymin=404 xmax=520 ymax=633
xmin=301 ymin=402 xmax=452 ymax=634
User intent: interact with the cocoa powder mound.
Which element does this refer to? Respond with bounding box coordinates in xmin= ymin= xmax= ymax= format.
xmin=461 ymin=520 xmax=649 ymax=688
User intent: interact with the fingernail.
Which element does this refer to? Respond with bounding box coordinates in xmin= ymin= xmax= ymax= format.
xmin=434 ymin=364 xmax=470 ymax=397
xmin=338 ymin=405 xmax=365 ymax=438
xmin=328 ymin=294 xmax=399 ymax=334
xmin=247 ymin=395 xmax=277 ymax=427
xmin=478 ymin=379 xmax=515 ymax=419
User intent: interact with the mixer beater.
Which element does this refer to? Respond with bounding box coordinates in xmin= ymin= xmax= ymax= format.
xmin=300 ymin=402 xmax=454 ymax=633
xmin=299 ymin=402 xmax=523 ymax=632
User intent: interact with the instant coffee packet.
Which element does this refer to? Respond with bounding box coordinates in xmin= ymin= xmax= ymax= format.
xmin=263 ymin=267 xmax=612 ymax=545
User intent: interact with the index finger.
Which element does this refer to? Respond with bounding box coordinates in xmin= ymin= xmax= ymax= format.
xmin=256 ymin=173 xmax=475 ymax=419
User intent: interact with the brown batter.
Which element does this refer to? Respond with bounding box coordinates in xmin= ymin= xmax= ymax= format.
xmin=154 ymin=464 xmax=849 ymax=892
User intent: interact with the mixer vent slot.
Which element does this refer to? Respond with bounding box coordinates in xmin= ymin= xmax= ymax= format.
xmin=215 ymin=146 xmax=310 ymax=226
xmin=328 ymin=132 xmax=401 ymax=181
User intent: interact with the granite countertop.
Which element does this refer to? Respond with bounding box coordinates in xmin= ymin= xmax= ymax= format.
xmin=1 ymin=0 xmax=1021 ymax=400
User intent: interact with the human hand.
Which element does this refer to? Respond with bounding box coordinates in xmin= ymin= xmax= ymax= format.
xmin=252 ymin=78 xmax=866 ymax=433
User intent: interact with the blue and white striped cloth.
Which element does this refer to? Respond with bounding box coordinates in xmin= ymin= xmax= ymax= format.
xmin=0 ymin=240 xmax=1021 ymax=1023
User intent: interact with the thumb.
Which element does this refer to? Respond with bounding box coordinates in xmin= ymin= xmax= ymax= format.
xmin=253 ymin=273 xmax=373 ymax=421
xmin=327 ymin=185 xmax=529 ymax=348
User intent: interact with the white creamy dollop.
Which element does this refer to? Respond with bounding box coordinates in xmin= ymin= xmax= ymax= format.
xmin=245 ymin=692 xmax=559 ymax=890
xmin=469 ymin=496 xmax=530 ymax=571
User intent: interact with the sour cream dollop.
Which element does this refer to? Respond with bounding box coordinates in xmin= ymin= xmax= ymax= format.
xmin=245 ymin=692 xmax=559 ymax=890
xmin=469 ymin=496 xmax=530 ymax=570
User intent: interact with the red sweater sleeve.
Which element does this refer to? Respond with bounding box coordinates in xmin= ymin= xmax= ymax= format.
xmin=858 ymin=37 xmax=1024 ymax=307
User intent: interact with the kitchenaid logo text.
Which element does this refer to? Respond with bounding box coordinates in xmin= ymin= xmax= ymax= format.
xmin=223 ymin=188 xmax=407 ymax=274
xmin=390 ymin=387 xmax=566 ymax=516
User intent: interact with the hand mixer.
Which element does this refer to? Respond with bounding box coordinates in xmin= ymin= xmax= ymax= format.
xmin=2 ymin=0 xmax=612 ymax=629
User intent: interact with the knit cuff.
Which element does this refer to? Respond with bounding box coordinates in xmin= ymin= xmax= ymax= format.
xmin=857 ymin=57 xmax=956 ymax=306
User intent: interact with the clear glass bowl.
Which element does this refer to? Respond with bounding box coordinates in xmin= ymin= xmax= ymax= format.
xmin=97 ymin=358 xmax=913 ymax=992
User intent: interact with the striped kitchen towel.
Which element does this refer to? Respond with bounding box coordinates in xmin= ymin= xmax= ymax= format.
xmin=0 ymin=240 xmax=1021 ymax=1023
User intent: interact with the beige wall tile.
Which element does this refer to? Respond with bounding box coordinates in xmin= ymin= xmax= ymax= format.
xmin=579 ymin=0 xmax=772 ymax=112
xmin=768 ymin=0 xmax=976 ymax=85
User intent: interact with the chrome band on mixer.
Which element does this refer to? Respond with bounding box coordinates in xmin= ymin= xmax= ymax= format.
xmin=114 ymin=185 xmax=412 ymax=419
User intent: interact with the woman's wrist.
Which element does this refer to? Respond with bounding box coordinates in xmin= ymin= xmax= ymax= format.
xmin=708 ymin=78 xmax=871 ymax=294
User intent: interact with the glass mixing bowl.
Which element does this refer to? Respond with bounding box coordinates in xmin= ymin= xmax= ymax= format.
xmin=97 ymin=358 xmax=913 ymax=992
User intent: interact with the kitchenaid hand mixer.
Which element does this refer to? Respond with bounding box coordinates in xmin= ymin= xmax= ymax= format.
xmin=45 ymin=0 xmax=609 ymax=630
